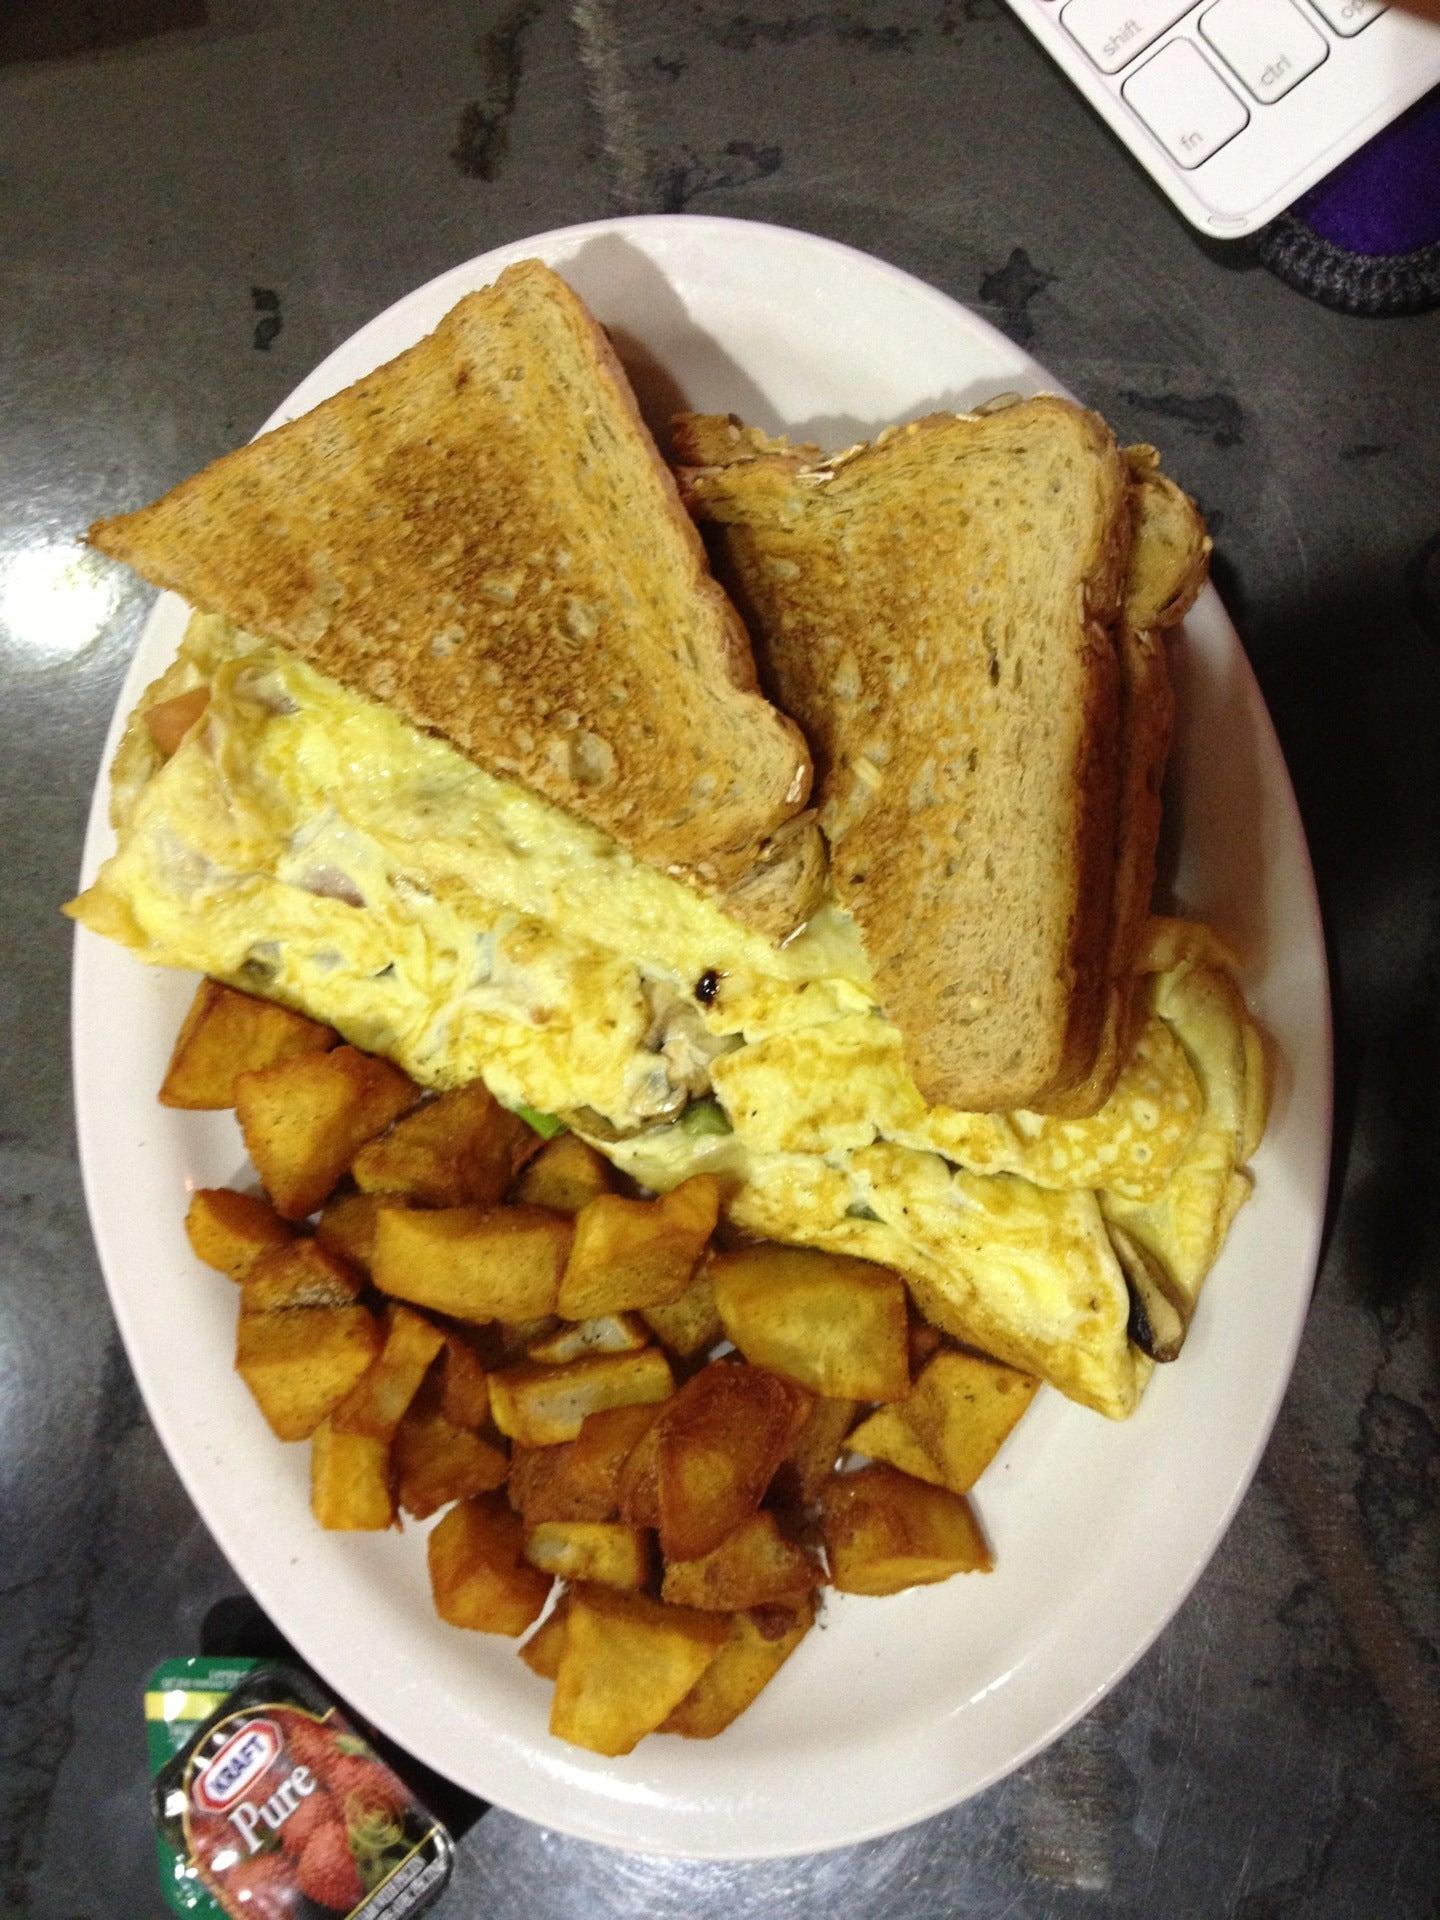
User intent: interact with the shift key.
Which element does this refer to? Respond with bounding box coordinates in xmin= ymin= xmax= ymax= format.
xmin=1060 ymin=0 xmax=1195 ymax=73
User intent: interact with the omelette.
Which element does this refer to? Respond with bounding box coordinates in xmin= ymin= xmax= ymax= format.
xmin=70 ymin=616 xmax=1266 ymax=1418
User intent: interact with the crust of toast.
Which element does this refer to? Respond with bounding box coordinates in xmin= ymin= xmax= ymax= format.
xmin=678 ymin=398 xmax=1130 ymax=1112
xmin=89 ymin=260 xmax=812 ymax=901
xmin=1032 ymin=449 xmax=1209 ymax=1117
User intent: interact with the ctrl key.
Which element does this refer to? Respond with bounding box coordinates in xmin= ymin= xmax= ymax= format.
xmin=1122 ymin=38 xmax=1249 ymax=170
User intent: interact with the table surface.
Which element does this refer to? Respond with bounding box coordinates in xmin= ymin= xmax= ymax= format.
xmin=3 ymin=3 xmax=1438 ymax=1914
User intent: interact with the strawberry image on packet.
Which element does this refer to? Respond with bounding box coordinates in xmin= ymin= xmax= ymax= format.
xmin=150 ymin=1661 xmax=452 ymax=1919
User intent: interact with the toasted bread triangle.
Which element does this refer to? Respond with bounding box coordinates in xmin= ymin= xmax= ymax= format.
xmin=677 ymin=398 xmax=1130 ymax=1113
xmin=89 ymin=260 xmax=811 ymax=897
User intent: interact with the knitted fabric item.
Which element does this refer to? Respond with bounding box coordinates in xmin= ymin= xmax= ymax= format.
xmin=1256 ymin=85 xmax=1440 ymax=315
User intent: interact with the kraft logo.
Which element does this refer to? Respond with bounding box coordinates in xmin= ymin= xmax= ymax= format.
xmin=193 ymin=1719 xmax=283 ymax=1813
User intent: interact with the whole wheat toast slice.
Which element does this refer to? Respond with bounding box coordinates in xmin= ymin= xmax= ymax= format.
xmin=676 ymin=398 xmax=1130 ymax=1113
xmin=1031 ymin=447 xmax=1209 ymax=1117
xmin=89 ymin=260 xmax=811 ymax=902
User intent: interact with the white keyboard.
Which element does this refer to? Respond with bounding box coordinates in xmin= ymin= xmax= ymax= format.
xmin=1003 ymin=0 xmax=1440 ymax=234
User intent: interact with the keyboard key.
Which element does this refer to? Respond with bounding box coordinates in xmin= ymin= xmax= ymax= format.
xmin=1123 ymin=39 xmax=1250 ymax=167
xmin=1306 ymin=0 xmax=1385 ymax=33
xmin=1060 ymin=0 xmax=1195 ymax=74
xmin=1201 ymin=0 xmax=1327 ymax=103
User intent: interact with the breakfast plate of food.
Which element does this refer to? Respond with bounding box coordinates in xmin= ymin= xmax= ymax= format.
xmin=70 ymin=214 xmax=1331 ymax=1861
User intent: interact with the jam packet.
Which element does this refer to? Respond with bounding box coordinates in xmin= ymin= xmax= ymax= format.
xmin=149 ymin=1659 xmax=452 ymax=1919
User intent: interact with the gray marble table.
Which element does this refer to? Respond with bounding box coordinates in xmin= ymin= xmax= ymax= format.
xmin=3 ymin=4 xmax=1437 ymax=1915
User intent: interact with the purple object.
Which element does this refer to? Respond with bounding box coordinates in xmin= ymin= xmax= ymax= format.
xmin=1256 ymin=83 xmax=1440 ymax=313
xmin=1296 ymin=85 xmax=1440 ymax=255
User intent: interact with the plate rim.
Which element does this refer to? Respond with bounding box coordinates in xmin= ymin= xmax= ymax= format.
xmin=71 ymin=212 xmax=1334 ymax=1859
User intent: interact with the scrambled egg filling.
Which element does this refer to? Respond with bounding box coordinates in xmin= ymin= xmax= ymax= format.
xmin=88 ymin=617 xmax=872 ymax=1128
xmin=71 ymin=617 xmax=1263 ymax=1419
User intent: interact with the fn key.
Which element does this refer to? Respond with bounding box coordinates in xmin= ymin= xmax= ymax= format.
xmin=1123 ymin=39 xmax=1250 ymax=169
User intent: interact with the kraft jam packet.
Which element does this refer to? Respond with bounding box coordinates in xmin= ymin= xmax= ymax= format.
xmin=148 ymin=1659 xmax=452 ymax=1919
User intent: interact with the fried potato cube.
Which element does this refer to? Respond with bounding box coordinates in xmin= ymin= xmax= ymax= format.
xmin=710 ymin=1245 xmax=910 ymax=1402
xmin=661 ymin=1512 xmax=821 ymax=1611
xmin=518 ymin=1595 xmax=571 ymax=1680
xmin=772 ymin=1397 xmax=858 ymax=1508
xmin=331 ymin=1305 xmax=445 ymax=1443
xmin=372 ymin=1205 xmax=571 ymax=1324
xmin=396 ymin=1390 xmax=509 ymax=1520
xmin=524 ymin=1521 xmax=651 ymax=1591
xmin=310 ymin=1419 xmax=394 ymax=1530
xmin=657 ymin=1362 xmax=813 ymax=1562
xmin=507 ymin=1403 xmax=663 ymax=1525
xmin=819 ymin=1464 xmax=992 ymax=1595
xmin=316 ymin=1191 xmax=381 ymax=1273
xmin=428 ymin=1495 xmax=551 ymax=1636
xmin=145 ymin=685 xmax=210 ymax=758
xmin=616 ymin=1415 xmax=662 ymax=1528
xmin=239 ymin=1241 xmax=361 ymax=1314
xmin=640 ymin=1266 xmax=722 ymax=1359
xmin=352 ymin=1083 xmax=539 ymax=1208
xmin=235 ymin=1046 xmax=419 ymax=1220
xmin=526 ymin=1315 xmax=649 ymax=1364
xmin=511 ymin=1133 xmax=613 ymax=1215
xmin=438 ymin=1329 xmax=492 ymax=1429
xmin=847 ymin=1349 xmax=1039 ymax=1494
xmin=185 ymin=1188 xmax=293 ymax=1279
xmin=488 ymin=1349 xmax=673 ymax=1448
xmin=235 ymin=1303 xmax=382 ymax=1441
xmin=557 ymin=1176 xmax=721 ymax=1320
xmin=550 ymin=1586 xmax=729 ymax=1756
xmin=661 ymin=1597 xmax=816 ymax=1739
xmin=160 ymin=979 xmax=335 ymax=1110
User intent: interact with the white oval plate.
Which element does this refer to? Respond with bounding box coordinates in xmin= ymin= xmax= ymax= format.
xmin=72 ymin=216 xmax=1332 ymax=1859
